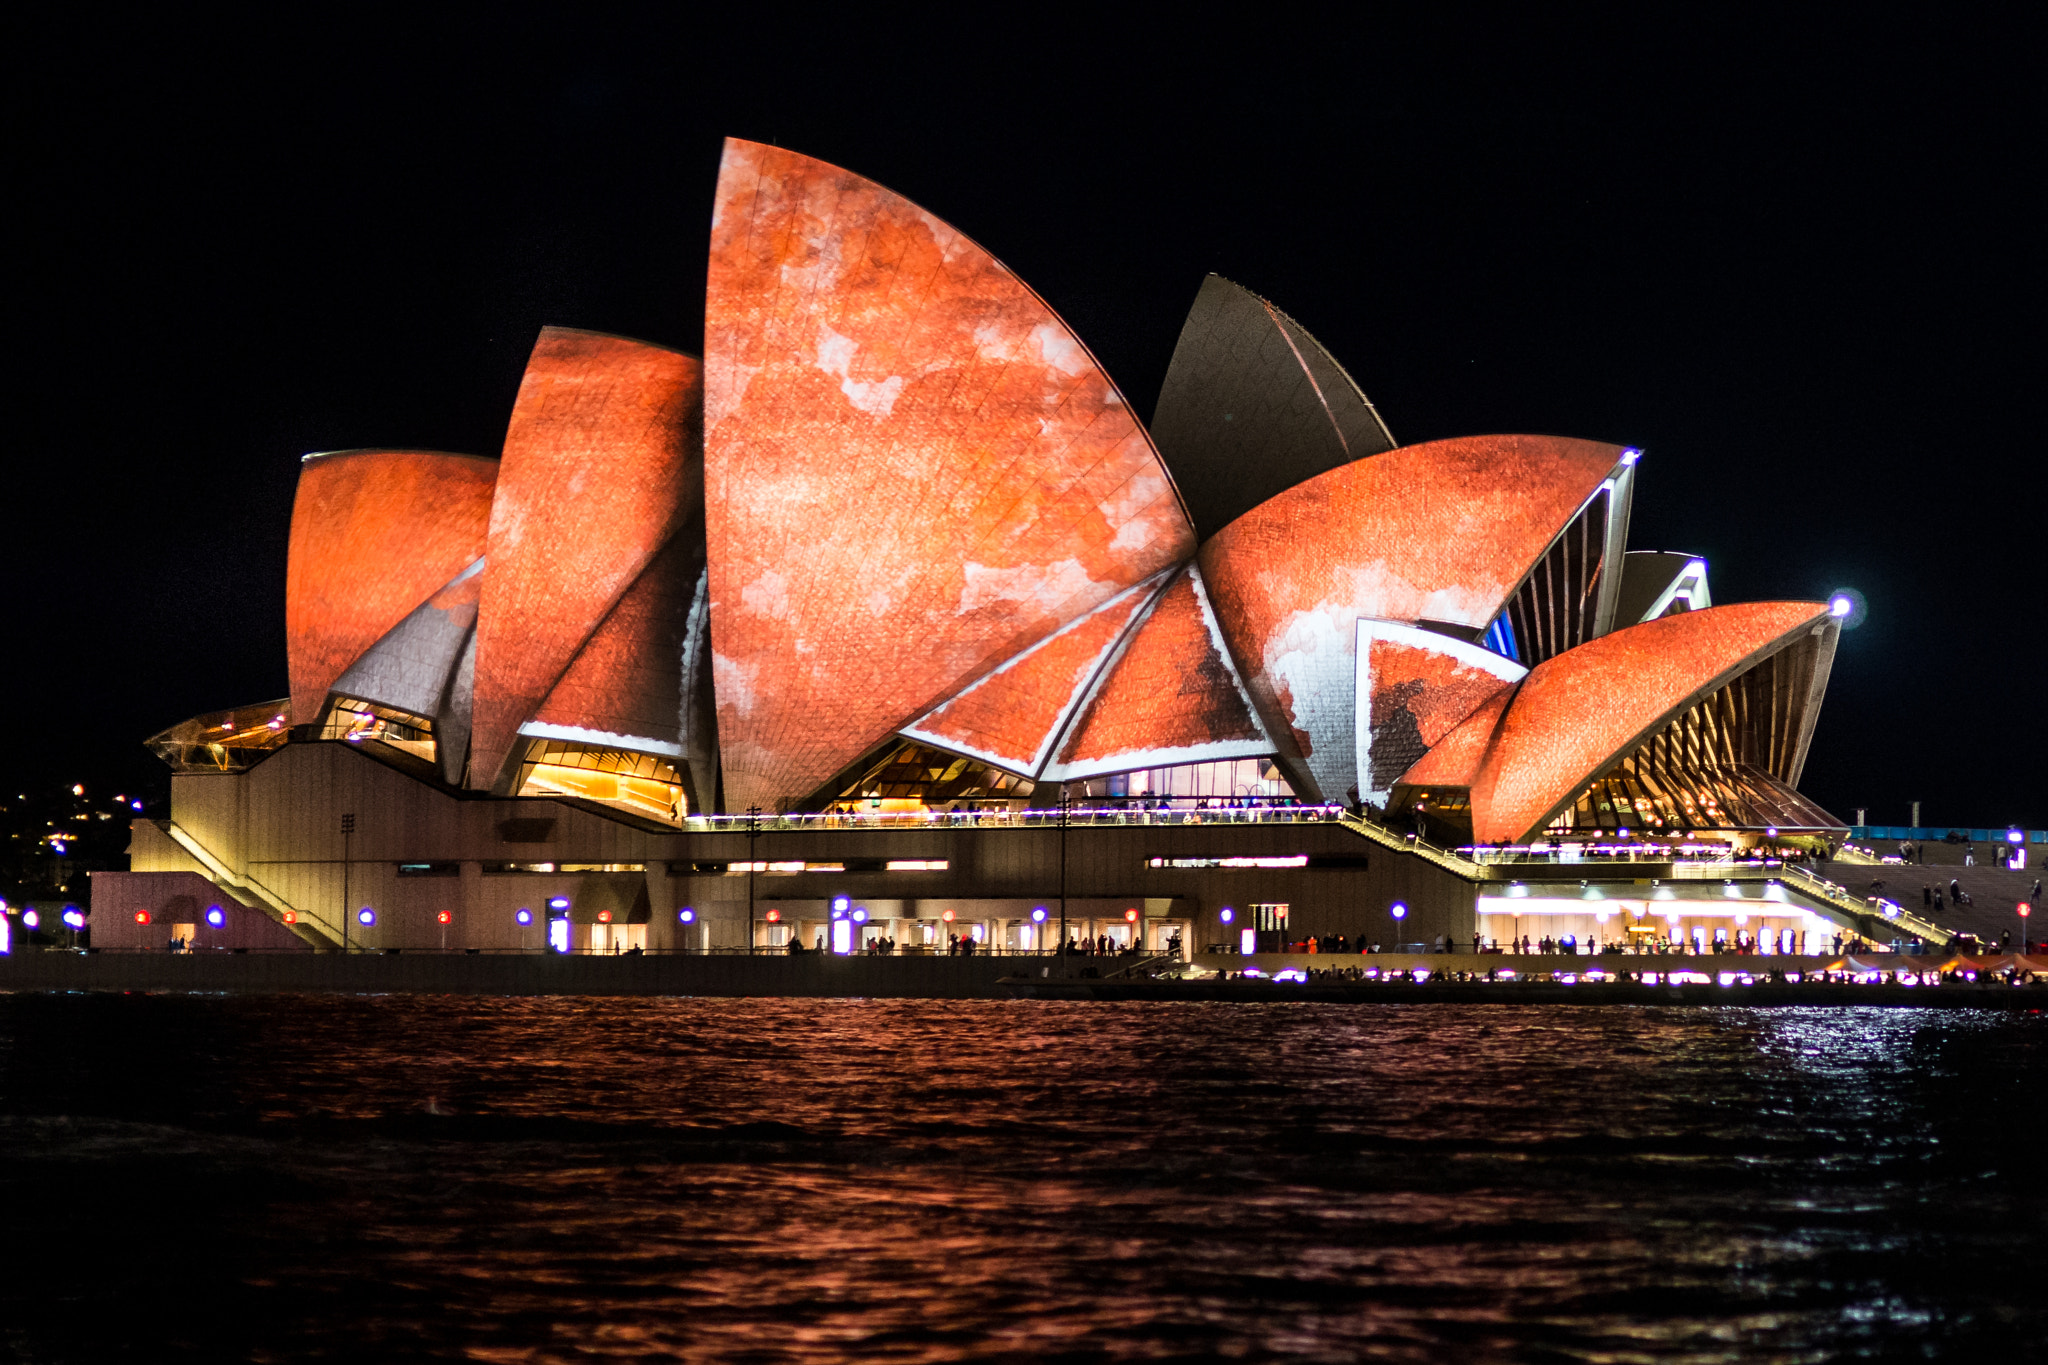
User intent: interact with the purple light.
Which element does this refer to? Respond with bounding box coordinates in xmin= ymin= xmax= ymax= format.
xmin=678 ymin=907 xmax=695 ymax=923
xmin=356 ymin=907 xmax=376 ymax=926
xmin=205 ymin=905 xmax=225 ymax=927
xmin=516 ymin=908 xmax=533 ymax=926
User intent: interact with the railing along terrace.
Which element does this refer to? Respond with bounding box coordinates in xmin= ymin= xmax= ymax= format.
xmin=676 ymin=803 xmax=1349 ymax=832
xmin=1462 ymin=841 xmax=1837 ymax=867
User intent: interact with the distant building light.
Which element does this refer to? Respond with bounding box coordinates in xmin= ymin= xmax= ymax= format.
xmin=22 ymin=910 xmax=38 ymax=929
xmin=130 ymin=800 xmax=144 ymax=811
xmin=1620 ymin=448 xmax=1642 ymax=465
xmin=885 ymin=860 xmax=949 ymax=871
xmin=1829 ymin=596 xmax=1853 ymax=618
xmin=71 ymin=784 xmax=84 ymax=796
xmin=547 ymin=918 xmax=571 ymax=953
xmin=62 ymin=909 xmax=86 ymax=930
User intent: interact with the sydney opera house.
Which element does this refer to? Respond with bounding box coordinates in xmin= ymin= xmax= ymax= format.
xmin=95 ymin=138 xmax=1857 ymax=957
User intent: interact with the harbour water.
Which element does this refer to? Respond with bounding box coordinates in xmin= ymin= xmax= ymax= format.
xmin=2 ymin=994 xmax=2043 ymax=1361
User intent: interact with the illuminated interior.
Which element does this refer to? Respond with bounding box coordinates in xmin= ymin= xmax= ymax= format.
xmin=515 ymin=740 xmax=688 ymax=825
xmin=320 ymin=696 xmax=437 ymax=766
xmin=824 ymin=740 xmax=1034 ymax=811
xmin=1073 ymin=758 xmax=1291 ymax=802
xmin=146 ymin=699 xmax=293 ymax=773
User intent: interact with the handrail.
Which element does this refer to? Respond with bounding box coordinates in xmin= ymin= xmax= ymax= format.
xmin=1334 ymin=811 xmax=1483 ymax=878
xmin=677 ymin=804 xmax=1348 ymax=833
xmin=1777 ymin=863 xmax=1947 ymax=943
xmin=163 ymin=822 xmax=343 ymax=950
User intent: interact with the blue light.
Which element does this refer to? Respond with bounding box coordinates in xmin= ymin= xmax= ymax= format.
xmin=130 ymin=799 xmax=144 ymax=811
xmin=22 ymin=910 xmax=39 ymax=929
xmin=1620 ymin=447 xmax=1642 ymax=465
xmin=1219 ymin=907 xmax=1234 ymax=924
xmin=852 ymin=907 xmax=868 ymax=923
xmin=678 ymin=907 xmax=696 ymax=923
xmin=1482 ymin=614 xmax=1520 ymax=663
xmin=62 ymin=909 xmax=86 ymax=930
xmin=1390 ymin=902 xmax=1408 ymax=921
xmin=357 ymin=907 xmax=376 ymax=926
xmin=1031 ymin=907 xmax=1047 ymax=923
xmin=546 ymin=897 xmax=570 ymax=912
xmin=516 ymin=908 xmax=533 ymax=925
xmin=205 ymin=905 xmax=225 ymax=927
xmin=832 ymin=895 xmax=850 ymax=913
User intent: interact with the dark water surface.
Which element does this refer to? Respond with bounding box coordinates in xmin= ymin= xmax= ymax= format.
xmin=2 ymin=995 xmax=2043 ymax=1363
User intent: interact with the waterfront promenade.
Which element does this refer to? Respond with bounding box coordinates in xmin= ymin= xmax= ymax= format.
xmin=2 ymin=948 xmax=2040 ymax=1003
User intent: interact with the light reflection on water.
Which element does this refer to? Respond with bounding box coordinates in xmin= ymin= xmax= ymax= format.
xmin=1 ymin=996 xmax=2042 ymax=1362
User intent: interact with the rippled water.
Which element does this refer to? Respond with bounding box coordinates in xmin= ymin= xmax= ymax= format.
xmin=1 ymin=995 xmax=2043 ymax=1362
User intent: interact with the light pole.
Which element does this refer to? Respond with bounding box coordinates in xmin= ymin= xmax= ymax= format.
xmin=1057 ymin=785 xmax=1070 ymax=960
xmin=746 ymin=805 xmax=761 ymax=954
xmin=2020 ymin=901 xmax=2032 ymax=956
xmin=340 ymin=812 xmax=355 ymax=954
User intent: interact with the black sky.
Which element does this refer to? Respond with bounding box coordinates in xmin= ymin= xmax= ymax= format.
xmin=11 ymin=10 xmax=2042 ymax=827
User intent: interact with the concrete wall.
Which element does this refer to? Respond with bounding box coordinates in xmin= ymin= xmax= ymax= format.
xmin=139 ymin=740 xmax=1479 ymax=954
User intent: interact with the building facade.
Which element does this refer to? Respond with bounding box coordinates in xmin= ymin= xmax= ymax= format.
xmin=95 ymin=138 xmax=1850 ymax=958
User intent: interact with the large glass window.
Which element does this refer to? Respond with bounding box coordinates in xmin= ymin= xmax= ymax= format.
xmin=145 ymin=700 xmax=293 ymax=773
xmin=320 ymin=697 xmax=436 ymax=766
xmin=516 ymin=741 xmax=687 ymax=826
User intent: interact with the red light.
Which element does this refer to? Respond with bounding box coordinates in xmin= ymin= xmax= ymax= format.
xmin=1125 ymin=908 xmax=1139 ymax=922
xmin=437 ymin=911 xmax=452 ymax=924
xmin=765 ymin=909 xmax=781 ymax=922
xmin=941 ymin=909 xmax=955 ymax=922
xmin=134 ymin=910 xmax=151 ymax=925
xmin=597 ymin=910 xmax=612 ymax=923
xmin=283 ymin=911 xmax=296 ymax=924
xmin=2021 ymin=903 xmax=2032 ymax=918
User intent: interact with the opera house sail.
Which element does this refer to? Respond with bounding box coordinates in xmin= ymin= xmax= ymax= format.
xmin=109 ymin=136 xmax=1853 ymax=958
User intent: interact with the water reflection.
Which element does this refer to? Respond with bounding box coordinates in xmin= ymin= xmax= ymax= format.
xmin=1 ymin=997 xmax=2041 ymax=1361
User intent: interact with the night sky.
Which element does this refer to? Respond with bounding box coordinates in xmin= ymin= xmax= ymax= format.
xmin=12 ymin=12 xmax=2041 ymax=828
